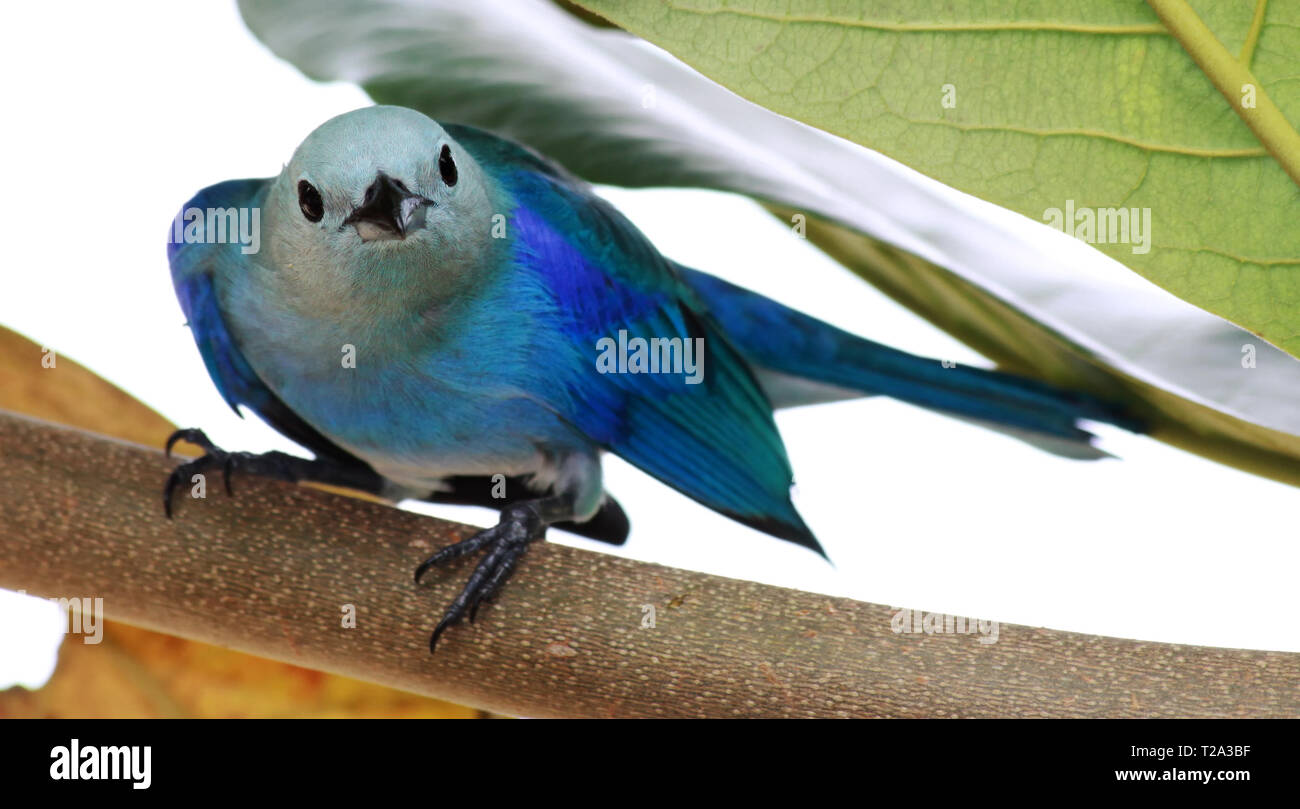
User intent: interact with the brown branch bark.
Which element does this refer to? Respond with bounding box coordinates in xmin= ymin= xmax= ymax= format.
xmin=0 ymin=409 xmax=1295 ymax=718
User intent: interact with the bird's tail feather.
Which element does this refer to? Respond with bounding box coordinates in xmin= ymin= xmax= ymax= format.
xmin=681 ymin=267 xmax=1143 ymax=458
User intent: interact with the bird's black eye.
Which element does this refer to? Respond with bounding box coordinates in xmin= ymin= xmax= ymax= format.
xmin=439 ymin=145 xmax=457 ymax=187
xmin=298 ymin=180 xmax=324 ymax=222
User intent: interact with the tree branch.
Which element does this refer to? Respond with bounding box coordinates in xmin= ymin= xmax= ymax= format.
xmin=0 ymin=409 xmax=1295 ymax=717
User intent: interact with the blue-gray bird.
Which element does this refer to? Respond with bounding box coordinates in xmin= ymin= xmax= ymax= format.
xmin=165 ymin=106 xmax=1141 ymax=651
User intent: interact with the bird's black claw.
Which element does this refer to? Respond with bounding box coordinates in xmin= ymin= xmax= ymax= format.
xmin=416 ymin=504 xmax=544 ymax=653
xmin=165 ymin=427 xmax=219 ymax=458
xmin=429 ymin=616 xmax=455 ymax=654
xmin=162 ymin=428 xmax=237 ymax=518
xmin=413 ymin=528 xmax=495 ymax=583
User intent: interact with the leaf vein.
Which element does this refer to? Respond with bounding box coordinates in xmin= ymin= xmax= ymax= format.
xmin=662 ymin=4 xmax=1169 ymax=36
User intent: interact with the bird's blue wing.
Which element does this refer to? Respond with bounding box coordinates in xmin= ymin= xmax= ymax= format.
xmin=168 ymin=179 xmax=268 ymax=413
xmin=167 ymin=178 xmax=360 ymax=464
xmin=496 ymin=162 xmax=819 ymax=552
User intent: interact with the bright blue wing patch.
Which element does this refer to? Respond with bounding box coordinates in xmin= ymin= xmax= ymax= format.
xmin=501 ymin=168 xmax=819 ymax=552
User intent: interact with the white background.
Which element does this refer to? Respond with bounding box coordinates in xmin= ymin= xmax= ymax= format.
xmin=1 ymin=1 xmax=1297 ymax=690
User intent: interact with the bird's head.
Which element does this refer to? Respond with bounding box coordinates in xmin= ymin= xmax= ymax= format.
xmin=264 ymin=106 xmax=497 ymax=306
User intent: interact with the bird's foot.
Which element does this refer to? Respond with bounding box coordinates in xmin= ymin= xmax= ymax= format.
xmin=414 ymin=503 xmax=546 ymax=653
xmin=162 ymin=428 xmax=300 ymax=517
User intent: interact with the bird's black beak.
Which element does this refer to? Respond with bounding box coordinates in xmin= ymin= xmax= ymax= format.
xmin=343 ymin=172 xmax=432 ymax=241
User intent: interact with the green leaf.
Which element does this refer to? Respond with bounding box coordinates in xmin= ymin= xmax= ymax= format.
xmin=574 ymin=0 xmax=1300 ymax=356
xmin=238 ymin=0 xmax=1300 ymax=488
